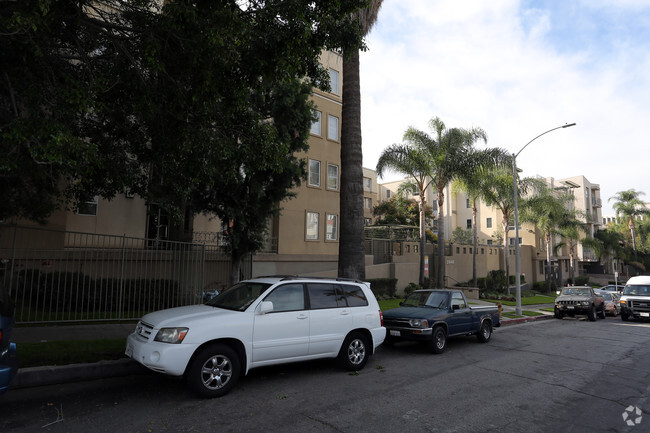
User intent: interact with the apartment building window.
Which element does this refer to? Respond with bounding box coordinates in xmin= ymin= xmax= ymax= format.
xmin=327 ymin=164 xmax=339 ymax=190
xmin=466 ymin=198 xmax=470 ymax=208
xmin=329 ymin=69 xmax=339 ymax=95
xmin=77 ymin=194 xmax=99 ymax=216
xmin=309 ymin=160 xmax=321 ymax=187
xmin=466 ymin=219 xmax=472 ymax=229
xmin=364 ymin=197 xmax=372 ymax=209
xmin=306 ymin=211 xmax=319 ymax=240
xmin=386 ymin=190 xmax=391 ymax=199
xmin=310 ymin=110 xmax=322 ymax=135
xmin=327 ymin=115 xmax=339 ymax=141
xmin=486 ymin=217 xmax=492 ymax=228
xmin=509 ymin=237 xmax=522 ymax=245
xmin=326 ymin=214 xmax=338 ymax=241
xmin=487 ymin=239 xmax=493 ymax=245
xmin=539 ymin=261 xmax=544 ymax=274
xmin=363 ymin=177 xmax=371 ymax=191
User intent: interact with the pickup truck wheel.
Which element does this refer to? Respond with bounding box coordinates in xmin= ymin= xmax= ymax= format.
xmin=621 ymin=312 xmax=630 ymax=321
xmin=429 ymin=326 xmax=447 ymax=354
xmin=338 ymin=332 xmax=369 ymax=371
xmin=588 ymin=305 xmax=597 ymax=322
xmin=477 ymin=321 xmax=492 ymax=343
xmin=188 ymin=343 xmax=240 ymax=398
xmin=598 ymin=307 xmax=606 ymax=319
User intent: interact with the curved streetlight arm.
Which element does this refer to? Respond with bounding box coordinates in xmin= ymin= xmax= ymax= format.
xmin=513 ymin=122 xmax=576 ymax=316
xmin=515 ymin=123 xmax=576 ymax=159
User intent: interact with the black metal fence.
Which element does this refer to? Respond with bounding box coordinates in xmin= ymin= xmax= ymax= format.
xmin=0 ymin=224 xmax=250 ymax=324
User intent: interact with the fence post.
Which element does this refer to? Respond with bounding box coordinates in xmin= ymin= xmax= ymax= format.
xmin=118 ymin=235 xmax=127 ymax=320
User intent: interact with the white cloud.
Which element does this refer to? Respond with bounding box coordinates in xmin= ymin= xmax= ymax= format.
xmin=360 ymin=0 xmax=650 ymax=215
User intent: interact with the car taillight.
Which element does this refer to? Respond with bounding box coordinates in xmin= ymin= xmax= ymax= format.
xmin=0 ymin=329 xmax=3 ymax=344
xmin=379 ymin=310 xmax=383 ymax=327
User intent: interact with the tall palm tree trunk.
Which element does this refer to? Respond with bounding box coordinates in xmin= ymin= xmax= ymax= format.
xmin=472 ymin=202 xmax=478 ymax=287
xmin=338 ymin=49 xmax=365 ymax=280
xmin=419 ymin=200 xmax=425 ymax=286
xmin=436 ymin=194 xmax=445 ymax=289
xmin=503 ymin=220 xmax=510 ymax=295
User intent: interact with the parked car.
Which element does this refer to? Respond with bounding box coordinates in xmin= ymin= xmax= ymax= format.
xmin=554 ymin=286 xmax=605 ymax=321
xmin=595 ymin=289 xmax=620 ymax=316
xmin=620 ymin=276 xmax=650 ymax=321
xmin=382 ymin=289 xmax=500 ymax=354
xmin=0 ymin=288 xmax=18 ymax=395
xmin=126 ymin=276 xmax=386 ymax=397
xmin=600 ymin=284 xmax=625 ymax=293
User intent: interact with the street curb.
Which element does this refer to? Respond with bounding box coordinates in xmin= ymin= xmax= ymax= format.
xmin=11 ymin=358 xmax=148 ymax=390
xmin=500 ymin=314 xmax=553 ymax=326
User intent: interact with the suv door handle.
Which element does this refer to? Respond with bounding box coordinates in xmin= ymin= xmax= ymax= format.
xmin=297 ymin=314 xmax=308 ymax=320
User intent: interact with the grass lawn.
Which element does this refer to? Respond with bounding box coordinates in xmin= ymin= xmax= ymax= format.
xmin=484 ymin=295 xmax=556 ymax=306
xmin=378 ymin=299 xmax=404 ymax=311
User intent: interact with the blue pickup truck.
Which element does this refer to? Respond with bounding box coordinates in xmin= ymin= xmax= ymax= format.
xmin=383 ymin=289 xmax=500 ymax=354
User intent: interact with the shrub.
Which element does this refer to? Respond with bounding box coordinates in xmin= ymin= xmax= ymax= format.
xmin=486 ymin=270 xmax=507 ymax=292
xmin=476 ymin=277 xmax=486 ymax=290
xmin=574 ymin=276 xmax=589 ymax=286
xmin=533 ymin=281 xmax=548 ymax=292
xmin=367 ymin=278 xmax=398 ymax=299
xmin=404 ymin=282 xmax=421 ymax=296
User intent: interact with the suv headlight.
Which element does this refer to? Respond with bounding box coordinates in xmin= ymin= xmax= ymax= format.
xmin=409 ymin=319 xmax=429 ymax=328
xmin=154 ymin=327 xmax=189 ymax=344
xmin=581 ymin=301 xmax=590 ymax=306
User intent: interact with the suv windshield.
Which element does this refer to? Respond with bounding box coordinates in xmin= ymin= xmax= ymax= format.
xmin=402 ymin=291 xmax=448 ymax=309
xmin=561 ymin=288 xmax=591 ymax=296
xmin=623 ymin=285 xmax=650 ymax=296
xmin=206 ymin=281 xmax=271 ymax=311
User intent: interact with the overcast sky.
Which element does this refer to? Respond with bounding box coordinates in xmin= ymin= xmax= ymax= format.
xmin=359 ymin=0 xmax=650 ymax=216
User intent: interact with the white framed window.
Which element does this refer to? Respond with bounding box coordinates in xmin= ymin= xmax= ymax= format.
xmin=309 ymin=159 xmax=321 ymax=187
xmin=363 ymin=177 xmax=371 ymax=191
xmin=327 ymin=164 xmax=339 ymax=190
xmin=364 ymin=197 xmax=372 ymax=209
xmin=326 ymin=214 xmax=338 ymax=241
xmin=310 ymin=110 xmax=322 ymax=136
xmin=486 ymin=217 xmax=492 ymax=228
xmin=77 ymin=195 xmax=99 ymax=216
xmin=306 ymin=211 xmax=319 ymax=240
xmin=329 ymin=69 xmax=339 ymax=95
xmin=386 ymin=190 xmax=391 ymax=199
xmin=327 ymin=115 xmax=339 ymax=141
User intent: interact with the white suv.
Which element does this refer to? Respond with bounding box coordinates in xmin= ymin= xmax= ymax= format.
xmin=126 ymin=276 xmax=386 ymax=397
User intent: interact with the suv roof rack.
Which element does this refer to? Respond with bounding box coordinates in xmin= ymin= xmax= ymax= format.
xmin=253 ymin=275 xmax=364 ymax=283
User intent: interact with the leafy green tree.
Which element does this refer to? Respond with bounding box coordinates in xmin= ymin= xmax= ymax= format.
xmin=452 ymin=147 xmax=509 ymax=287
xmin=339 ymin=0 xmax=384 ymax=280
xmin=403 ymin=117 xmax=496 ymax=288
xmin=478 ymin=164 xmax=539 ymax=294
xmin=520 ymin=183 xmax=573 ymax=291
xmin=372 ymin=194 xmax=431 ymax=226
xmin=1 ymin=0 xmax=366 ymax=284
xmin=377 ymin=140 xmax=434 ymax=286
xmin=609 ymin=189 xmax=650 ymax=257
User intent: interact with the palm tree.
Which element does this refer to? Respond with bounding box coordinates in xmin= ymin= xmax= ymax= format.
xmin=609 ymin=189 xmax=650 ymax=258
xmin=554 ymin=210 xmax=592 ymax=284
xmin=403 ymin=117 xmax=490 ymax=288
xmin=478 ymin=164 xmax=538 ymax=294
xmin=520 ymin=183 xmax=578 ymax=290
xmin=452 ymin=147 xmax=509 ymax=287
xmin=376 ymin=143 xmax=434 ymax=286
xmin=338 ymin=1 xmax=384 ymax=280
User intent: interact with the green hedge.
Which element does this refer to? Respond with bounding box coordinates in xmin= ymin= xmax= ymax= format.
xmin=574 ymin=276 xmax=589 ymax=286
xmin=367 ymin=278 xmax=397 ymax=299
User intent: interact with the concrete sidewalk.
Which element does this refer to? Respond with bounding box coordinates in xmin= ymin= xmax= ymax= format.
xmin=9 ymin=304 xmax=554 ymax=391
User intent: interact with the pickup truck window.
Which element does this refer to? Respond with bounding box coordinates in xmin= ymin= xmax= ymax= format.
xmin=451 ymin=292 xmax=467 ymax=309
xmin=402 ymin=291 xmax=448 ymax=309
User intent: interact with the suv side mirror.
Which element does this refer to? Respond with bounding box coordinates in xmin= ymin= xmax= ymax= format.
xmin=259 ymin=301 xmax=274 ymax=314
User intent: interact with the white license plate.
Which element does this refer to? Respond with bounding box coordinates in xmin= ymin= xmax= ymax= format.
xmin=389 ymin=330 xmax=400 ymax=337
xmin=641 ymin=312 xmax=650 ymax=317
xmin=567 ymin=306 xmax=574 ymax=310
xmin=125 ymin=344 xmax=133 ymax=358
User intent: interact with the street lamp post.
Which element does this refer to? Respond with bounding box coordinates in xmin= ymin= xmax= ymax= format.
xmin=513 ymin=123 xmax=576 ymax=315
